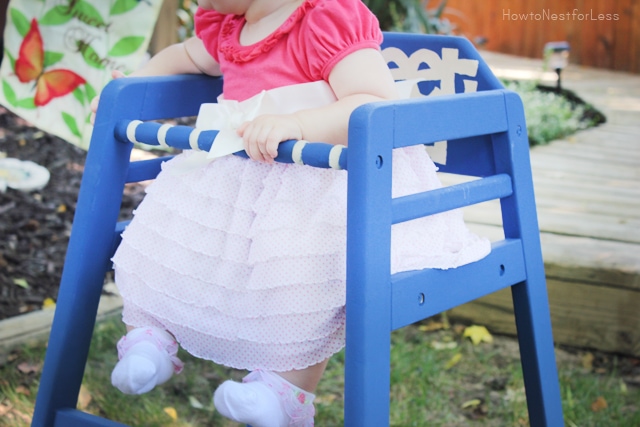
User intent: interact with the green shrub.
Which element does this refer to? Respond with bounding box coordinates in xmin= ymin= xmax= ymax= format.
xmin=362 ymin=0 xmax=452 ymax=33
xmin=504 ymin=80 xmax=596 ymax=146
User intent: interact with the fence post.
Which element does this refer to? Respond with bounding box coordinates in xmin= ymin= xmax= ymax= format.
xmin=149 ymin=0 xmax=178 ymax=55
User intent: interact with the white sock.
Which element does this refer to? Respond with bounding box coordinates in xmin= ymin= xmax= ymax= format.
xmin=111 ymin=327 xmax=181 ymax=395
xmin=213 ymin=370 xmax=315 ymax=427
xmin=214 ymin=380 xmax=288 ymax=427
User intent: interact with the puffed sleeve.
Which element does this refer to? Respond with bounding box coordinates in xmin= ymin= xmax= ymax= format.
xmin=194 ymin=8 xmax=226 ymax=63
xmin=296 ymin=0 xmax=383 ymax=81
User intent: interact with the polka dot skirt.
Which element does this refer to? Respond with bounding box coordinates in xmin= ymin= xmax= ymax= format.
xmin=113 ymin=146 xmax=490 ymax=371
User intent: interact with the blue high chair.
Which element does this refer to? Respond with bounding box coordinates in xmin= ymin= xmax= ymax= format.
xmin=32 ymin=33 xmax=564 ymax=426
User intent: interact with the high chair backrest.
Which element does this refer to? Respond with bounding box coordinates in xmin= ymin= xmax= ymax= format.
xmin=382 ymin=32 xmax=505 ymax=178
xmin=32 ymin=32 xmax=563 ymax=427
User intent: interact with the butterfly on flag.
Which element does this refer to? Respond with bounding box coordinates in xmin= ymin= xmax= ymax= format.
xmin=14 ymin=19 xmax=86 ymax=107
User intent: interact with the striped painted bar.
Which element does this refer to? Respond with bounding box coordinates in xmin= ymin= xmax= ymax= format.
xmin=114 ymin=119 xmax=348 ymax=170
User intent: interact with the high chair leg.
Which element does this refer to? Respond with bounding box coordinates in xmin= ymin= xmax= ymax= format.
xmin=512 ymin=276 xmax=564 ymax=425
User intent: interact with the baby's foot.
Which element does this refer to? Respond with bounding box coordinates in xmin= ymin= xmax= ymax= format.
xmin=111 ymin=327 xmax=183 ymax=395
xmin=214 ymin=380 xmax=287 ymax=427
xmin=213 ymin=370 xmax=315 ymax=427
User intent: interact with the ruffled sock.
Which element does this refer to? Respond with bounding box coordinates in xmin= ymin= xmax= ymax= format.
xmin=213 ymin=370 xmax=315 ymax=427
xmin=111 ymin=326 xmax=183 ymax=395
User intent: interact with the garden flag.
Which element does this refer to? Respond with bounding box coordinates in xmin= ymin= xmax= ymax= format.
xmin=0 ymin=0 xmax=163 ymax=149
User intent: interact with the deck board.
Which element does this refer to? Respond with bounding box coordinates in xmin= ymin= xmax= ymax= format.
xmin=445 ymin=52 xmax=640 ymax=356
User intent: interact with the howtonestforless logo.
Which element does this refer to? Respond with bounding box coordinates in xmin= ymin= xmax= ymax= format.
xmin=502 ymin=9 xmax=620 ymax=21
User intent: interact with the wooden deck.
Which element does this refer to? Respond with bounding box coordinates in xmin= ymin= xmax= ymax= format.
xmin=445 ymin=52 xmax=640 ymax=357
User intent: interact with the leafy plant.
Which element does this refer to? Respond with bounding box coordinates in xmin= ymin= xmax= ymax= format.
xmin=504 ymin=80 xmax=602 ymax=146
xmin=362 ymin=0 xmax=452 ymax=34
xmin=176 ymin=0 xmax=199 ymax=42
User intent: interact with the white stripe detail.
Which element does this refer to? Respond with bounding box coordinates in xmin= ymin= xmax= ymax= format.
xmin=329 ymin=145 xmax=345 ymax=170
xmin=157 ymin=123 xmax=172 ymax=148
xmin=189 ymin=128 xmax=202 ymax=150
xmin=292 ymin=140 xmax=307 ymax=165
xmin=126 ymin=120 xmax=143 ymax=144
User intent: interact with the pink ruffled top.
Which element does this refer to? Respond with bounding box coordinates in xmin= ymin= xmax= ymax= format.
xmin=194 ymin=0 xmax=383 ymax=101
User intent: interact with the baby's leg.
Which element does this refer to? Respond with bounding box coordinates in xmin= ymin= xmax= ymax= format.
xmin=214 ymin=360 xmax=328 ymax=427
xmin=276 ymin=360 xmax=328 ymax=393
xmin=111 ymin=326 xmax=183 ymax=395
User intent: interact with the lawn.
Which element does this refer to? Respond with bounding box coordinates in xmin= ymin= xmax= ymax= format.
xmin=1 ymin=314 xmax=638 ymax=426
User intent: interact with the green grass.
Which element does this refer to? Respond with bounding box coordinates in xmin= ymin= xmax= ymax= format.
xmin=1 ymin=315 xmax=638 ymax=426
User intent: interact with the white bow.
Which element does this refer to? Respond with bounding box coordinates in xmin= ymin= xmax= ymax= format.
xmin=196 ymin=81 xmax=339 ymax=159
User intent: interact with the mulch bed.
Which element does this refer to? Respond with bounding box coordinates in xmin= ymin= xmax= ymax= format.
xmin=0 ymin=107 xmax=146 ymax=321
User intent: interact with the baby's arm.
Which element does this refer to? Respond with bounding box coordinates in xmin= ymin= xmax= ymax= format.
xmin=91 ymin=37 xmax=221 ymax=121
xmin=238 ymin=48 xmax=397 ymax=162
xmin=132 ymin=37 xmax=221 ymax=77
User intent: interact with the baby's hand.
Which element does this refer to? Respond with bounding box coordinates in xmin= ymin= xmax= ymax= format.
xmin=237 ymin=114 xmax=304 ymax=163
xmin=90 ymin=70 xmax=127 ymax=124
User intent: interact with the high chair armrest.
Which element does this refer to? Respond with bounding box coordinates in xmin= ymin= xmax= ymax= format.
xmin=348 ymin=89 xmax=526 ymax=177
xmin=93 ymin=74 xmax=223 ymax=129
xmin=350 ymin=89 xmax=517 ymax=147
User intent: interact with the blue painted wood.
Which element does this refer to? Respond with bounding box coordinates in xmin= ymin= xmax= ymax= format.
xmin=437 ymin=134 xmax=497 ymax=177
xmin=125 ymin=157 xmax=171 ymax=183
xmin=380 ymin=32 xmax=505 ymax=92
xmin=113 ymin=120 xmax=219 ymax=151
xmin=32 ymin=74 xmax=222 ymax=427
xmin=114 ymin=120 xmax=348 ymax=170
xmin=498 ymin=92 xmax=564 ymax=425
xmin=109 ymin=221 xmax=129 ymax=266
xmin=391 ymin=173 xmax=513 ymax=224
xmin=388 ymin=91 xmax=510 ymax=147
xmin=345 ymin=100 xmax=395 ymax=427
xmin=390 ymin=239 xmax=526 ymax=330
xmin=32 ymin=33 xmax=563 ymax=427
xmin=54 ymin=409 xmax=129 ymax=427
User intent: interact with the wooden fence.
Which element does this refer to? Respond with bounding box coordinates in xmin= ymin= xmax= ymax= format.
xmin=443 ymin=0 xmax=640 ymax=74
xmin=149 ymin=0 xmax=179 ymax=56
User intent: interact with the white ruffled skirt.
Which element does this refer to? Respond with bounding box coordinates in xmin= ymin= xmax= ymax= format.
xmin=113 ymin=145 xmax=490 ymax=372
